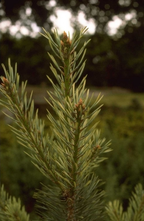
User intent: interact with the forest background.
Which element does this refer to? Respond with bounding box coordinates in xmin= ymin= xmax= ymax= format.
xmin=1 ymin=0 xmax=144 ymax=216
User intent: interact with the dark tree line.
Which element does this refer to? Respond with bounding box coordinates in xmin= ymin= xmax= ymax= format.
xmin=1 ymin=0 xmax=144 ymax=91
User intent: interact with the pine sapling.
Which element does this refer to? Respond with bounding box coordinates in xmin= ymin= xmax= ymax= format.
xmin=0 ymin=27 xmax=112 ymax=220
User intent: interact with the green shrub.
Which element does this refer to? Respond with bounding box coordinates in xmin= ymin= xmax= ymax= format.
xmin=96 ymin=107 xmax=144 ymax=208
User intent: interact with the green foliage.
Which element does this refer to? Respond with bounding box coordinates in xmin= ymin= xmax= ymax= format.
xmin=1 ymin=101 xmax=144 ymax=215
xmin=0 ymin=185 xmax=29 ymax=221
xmin=106 ymin=183 xmax=144 ymax=221
xmin=0 ymin=120 xmax=47 ymax=214
xmin=0 ymin=27 xmax=111 ymax=220
xmin=95 ymin=107 xmax=144 ymax=206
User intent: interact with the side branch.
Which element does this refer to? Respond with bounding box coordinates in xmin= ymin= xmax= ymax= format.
xmin=0 ymin=60 xmax=64 ymax=190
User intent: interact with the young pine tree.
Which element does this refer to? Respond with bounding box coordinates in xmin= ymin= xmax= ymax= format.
xmin=1 ymin=27 xmax=144 ymax=221
xmin=0 ymin=27 xmax=111 ymax=221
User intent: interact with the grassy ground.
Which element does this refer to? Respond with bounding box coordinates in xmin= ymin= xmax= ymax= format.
xmin=101 ymin=92 xmax=144 ymax=108
xmin=90 ymin=87 xmax=144 ymax=108
xmin=26 ymin=86 xmax=144 ymax=108
xmin=1 ymin=85 xmax=144 ymax=109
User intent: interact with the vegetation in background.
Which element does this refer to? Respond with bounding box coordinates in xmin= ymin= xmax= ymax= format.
xmin=1 ymin=31 xmax=144 ymax=92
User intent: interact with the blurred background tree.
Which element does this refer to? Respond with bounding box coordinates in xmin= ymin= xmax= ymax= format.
xmin=1 ymin=0 xmax=144 ymax=91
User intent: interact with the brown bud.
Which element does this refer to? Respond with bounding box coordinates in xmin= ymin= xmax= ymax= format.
xmin=66 ymin=38 xmax=71 ymax=45
xmin=96 ymin=145 xmax=101 ymax=150
xmin=1 ymin=77 xmax=9 ymax=88
xmin=61 ymin=40 xmax=64 ymax=46
xmin=63 ymin=31 xmax=67 ymax=39
xmin=2 ymin=77 xmax=9 ymax=84
xmin=78 ymin=98 xmax=83 ymax=105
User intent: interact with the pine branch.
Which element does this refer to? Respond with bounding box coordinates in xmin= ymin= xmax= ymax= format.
xmin=41 ymin=28 xmax=111 ymax=220
xmin=125 ymin=183 xmax=144 ymax=221
xmin=0 ymin=185 xmax=29 ymax=221
xmin=106 ymin=200 xmax=125 ymax=221
xmin=106 ymin=183 xmax=144 ymax=221
xmin=0 ymin=60 xmax=64 ymax=190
